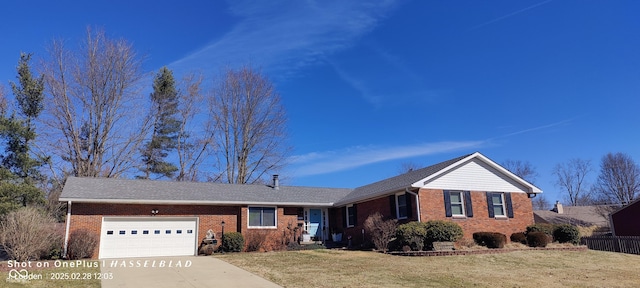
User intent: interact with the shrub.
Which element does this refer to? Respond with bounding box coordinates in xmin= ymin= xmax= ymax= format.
xmin=221 ymin=232 xmax=245 ymax=252
xmin=424 ymin=220 xmax=463 ymax=244
xmin=67 ymin=229 xmax=98 ymax=259
xmin=510 ymin=232 xmax=527 ymax=245
xmin=526 ymin=224 xmax=555 ymax=238
xmin=473 ymin=232 xmax=507 ymax=249
xmin=364 ymin=212 xmax=397 ymax=253
xmin=553 ymin=224 xmax=581 ymax=245
xmin=0 ymin=207 xmax=61 ymax=261
xmin=396 ymin=222 xmax=428 ymax=251
xmin=527 ymin=232 xmax=549 ymax=247
xmin=245 ymin=230 xmax=269 ymax=252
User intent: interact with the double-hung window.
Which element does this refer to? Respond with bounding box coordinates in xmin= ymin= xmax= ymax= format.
xmin=449 ymin=191 xmax=465 ymax=216
xmin=346 ymin=204 xmax=356 ymax=227
xmin=486 ymin=192 xmax=514 ymax=218
xmin=491 ymin=193 xmax=506 ymax=217
xmin=248 ymin=206 xmax=277 ymax=228
xmin=444 ymin=190 xmax=473 ymax=217
xmin=396 ymin=193 xmax=408 ymax=219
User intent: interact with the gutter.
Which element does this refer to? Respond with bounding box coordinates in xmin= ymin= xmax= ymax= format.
xmin=57 ymin=198 xmax=336 ymax=207
xmin=405 ymin=188 xmax=421 ymax=222
xmin=63 ymin=201 xmax=71 ymax=258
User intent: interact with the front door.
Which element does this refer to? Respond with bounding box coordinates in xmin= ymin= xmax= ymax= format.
xmin=308 ymin=208 xmax=322 ymax=239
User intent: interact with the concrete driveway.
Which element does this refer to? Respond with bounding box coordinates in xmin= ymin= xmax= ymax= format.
xmin=100 ymin=256 xmax=282 ymax=288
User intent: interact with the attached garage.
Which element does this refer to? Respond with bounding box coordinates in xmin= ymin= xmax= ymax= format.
xmin=99 ymin=217 xmax=198 ymax=259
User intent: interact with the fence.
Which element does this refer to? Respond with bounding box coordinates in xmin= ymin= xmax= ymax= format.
xmin=582 ymin=236 xmax=640 ymax=255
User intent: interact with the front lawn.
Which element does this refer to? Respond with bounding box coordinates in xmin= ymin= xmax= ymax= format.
xmin=216 ymin=249 xmax=640 ymax=287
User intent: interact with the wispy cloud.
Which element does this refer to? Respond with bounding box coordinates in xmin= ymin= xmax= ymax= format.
xmin=492 ymin=118 xmax=573 ymax=139
xmin=469 ymin=0 xmax=553 ymax=31
xmin=288 ymin=141 xmax=484 ymax=177
xmin=168 ymin=0 xmax=398 ymax=78
xmin=289 ymin=118 xmax=574 ymax=177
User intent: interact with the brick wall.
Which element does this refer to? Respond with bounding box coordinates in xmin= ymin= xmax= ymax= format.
xmin=335 ymin=189 xmax=534 ymax=246
xmin=418 ymin=189 xmax=534 ymax=239
xmin=68 ymin=203 xmax=240 ymax=258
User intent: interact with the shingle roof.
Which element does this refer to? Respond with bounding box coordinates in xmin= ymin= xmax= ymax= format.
xmin=60 ymin=152 xmax=535 ymax=208
xmin=533 ymin=206 xmax=615 ymax=228
xmin=59 ymin=177 xmax=352 ymax=206
xmin=335 ymin=154 xmax=472 ymax=205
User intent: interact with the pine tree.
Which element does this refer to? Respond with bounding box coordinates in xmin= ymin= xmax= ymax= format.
xmin=0 ymin=53 xmax=46 ymax=214
xmin=139 ymin=67 xmax=180 ymax=179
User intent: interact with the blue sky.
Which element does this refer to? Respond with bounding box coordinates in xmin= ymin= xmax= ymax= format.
xmin=1 ymin=0 xmax=639 ymax=205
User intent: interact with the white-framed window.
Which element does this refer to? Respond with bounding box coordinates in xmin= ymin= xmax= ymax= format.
xmin=449 ymin=191 xmax=465 ymax=216
xmin=346 ymin=204 xmax=356 ymax=227
xmin=248 ymin=206 xmax=277 ymax=228
xmin=491 ymin=193 xmax=506 ymax=217
xmin=395 ymin=193 xmax=408 ymax=219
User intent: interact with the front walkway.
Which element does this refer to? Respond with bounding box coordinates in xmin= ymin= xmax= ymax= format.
xmin=100 ymin=256 xmax=281 ymax=288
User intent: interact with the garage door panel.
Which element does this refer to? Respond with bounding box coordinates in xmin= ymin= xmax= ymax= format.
xmin=99 ymin=217 xmax=197 ymax=259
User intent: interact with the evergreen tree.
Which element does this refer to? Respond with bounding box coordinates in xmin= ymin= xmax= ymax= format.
xmin=139 ymin=67 xmax=180 ymax=179
xmin=0 ymin=53 xmax=46 ymax=214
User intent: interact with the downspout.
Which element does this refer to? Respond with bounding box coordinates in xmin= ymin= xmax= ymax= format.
xmin=405 ymin=189 xmax=421 ymax=222
xmin=63 ymin=201 xmax=72 ymax=258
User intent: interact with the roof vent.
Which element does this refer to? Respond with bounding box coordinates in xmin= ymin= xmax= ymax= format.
xmin=272 ymin=175 xmax=279 ymax=190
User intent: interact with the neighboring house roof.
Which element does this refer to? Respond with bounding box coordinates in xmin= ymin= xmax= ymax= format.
xmin=59 ymin=177 xmax=352 ymax=207
xmin=335 ymin=152 xmax=542 ymax=206
xmin=60 ymin=152 xmax=543 ymax=207
xmin=533 ymin=206 xmax=614 ymax=228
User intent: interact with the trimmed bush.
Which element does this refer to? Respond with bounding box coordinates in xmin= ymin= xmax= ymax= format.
xmin=510 ymin=232 xmax=527 ymax=245
xmin=221 ymin=232 xmax=245 ymax=252
xmin=473 ymin=232 xmax=507 ymax=249
xmin=527 ymin=232 xmax=549 ymax=247
xmin=67 ymin=229 xmax=98 ymax=259
xmin=553 ymin=224 xmax=581 ymax=245
xmin=424 ymin=220 xmax=464 ymax=243
xmin=526 ymin=224 xmax=555 ymax=238
xmin=396 ymin=222 xmax=428 ymax=251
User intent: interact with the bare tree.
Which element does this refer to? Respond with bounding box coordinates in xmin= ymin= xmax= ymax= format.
xmin=397 ymin=161 xmax=421 ymax=174
xmin=593 ymin=152 xmax=640 ymax=205
xmin=175 ymin=73 xmax=214 ymax=181
xmin=552 ymin=158 xmax=593 ymax=206
xmin=208 ymin=65 xmax=288 ymax=184
xmin=40 ymin=27 xmax=149 ymax=178
xmin=531 ymin=194 xmax=551 ymax=210
xmin=501 ymin=159 xmax=538 ymax=184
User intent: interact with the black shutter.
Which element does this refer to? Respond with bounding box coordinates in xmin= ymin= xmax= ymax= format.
xmin=406 ymin=192 xmax=413 ymax=219
xmin=505 ymin=193 xmax=514 ymax=218
xmin=342 ymin=206 xmax=347 ymax=228
xmin=444 ymin=190 xmax=452 ymax=217
xmin=486 ymin=192 xmax=495 ymax=218
xmin=464 ymin=191 xmax=473 ymax=217
xmin=389 ymin=195 xmax=397 ymax=219
xmin=352 ymin=204 xmax=358 ymax=225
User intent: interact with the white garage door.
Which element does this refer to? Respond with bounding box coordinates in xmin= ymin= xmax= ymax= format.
xmin=99 ymin=217 xmax=197 ymax=259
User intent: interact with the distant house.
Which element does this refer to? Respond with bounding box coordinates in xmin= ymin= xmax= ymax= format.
xmin=534 ymin=201 xmax=613 ymax=233
xmin=59 ymin=152 xmax=542 ymax=259
xmin=610 ymin=198 xmax=640 ymax=236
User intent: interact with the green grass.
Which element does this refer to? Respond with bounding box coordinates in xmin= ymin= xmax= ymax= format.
xmin=216 ymin=249 xmax=640 ymax=288
xmin=1 ymin=260 xmax=100 ymax=288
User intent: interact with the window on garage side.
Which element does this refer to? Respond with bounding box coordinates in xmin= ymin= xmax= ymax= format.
xmin=248 ymin=206 xmax=277 ymax=228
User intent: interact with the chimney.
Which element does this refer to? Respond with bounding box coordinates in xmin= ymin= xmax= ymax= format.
xmin=553 ymin=201 xmax=563 ymax=214
xmin=272 ymin=175 xmax=279 ymax=190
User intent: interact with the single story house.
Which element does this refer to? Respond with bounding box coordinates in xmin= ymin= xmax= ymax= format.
xmin=610 ymin=198 xmax=640 ymax=236
xmin=534 ymin=201 xmax=613 ymax=234
xmin=59 ymin=152 xmax=542 ymax=259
